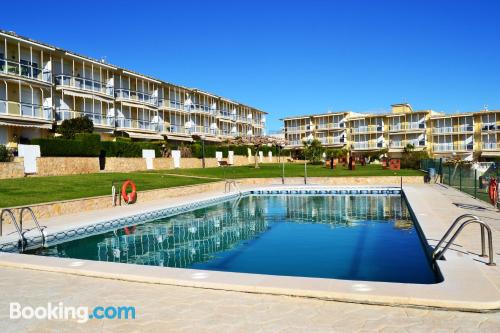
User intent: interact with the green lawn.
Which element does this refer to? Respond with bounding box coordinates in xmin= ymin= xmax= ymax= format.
xmin=0 ymin=172 xmax=216 ymax=208
xmin=0 ymin=163 xmax=423 ymax=208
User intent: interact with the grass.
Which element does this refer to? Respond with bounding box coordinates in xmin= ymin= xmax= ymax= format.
xmin=0 ymin=172 xmax=217 ymax=208
xmin=0 ymin=163 xmax=423 ymax=208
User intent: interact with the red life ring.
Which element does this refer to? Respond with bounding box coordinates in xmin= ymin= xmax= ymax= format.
xmin=124 ymin=226 xmax=136 ymax=235
xmin=121 ymin=180 xmax=137 ymax=204
xmin=488 ymin=178 xmax=498 ymax=206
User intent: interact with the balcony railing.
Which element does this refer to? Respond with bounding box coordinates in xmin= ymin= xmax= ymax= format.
xmin=288 ymin=140 xmax=302 ymax=146
xmin=158 ymin=99 xmax=185 ymax=110
xmin=389 ymin=140 xmax=426 ymax=148
xmin=0 ymin=100 xmax=52 ymax=120
xmin=433 ymin=143 xmax=473 ymax=152
xmin=316 ymin=123 xmax=343 ymax=130
xmin=351 ymin=125 xmax=383 ymax=133
xmin=190 ymin=103 xmax=217 ymax=115
xmin=286 ymin=125 xmax=308 ymax=132
xmin=54 ymin=75 xmax=113 ymax=96
xmin=432 ymin=125 xmax=473 ymax=134
xmin=55 ymin=109 xmax=114 ymax=127
xmin=318 ymin=137 xmax=345 ymax=144
xmin=115 ymin=89 xmax=157 ymax=106
xmin=352 ymin=141 xmax=384 ymax=149
xmin=390 ymin=122 xmax=425 ymax=131
xmin=218 ymin=112 xmax=232 ymax=120
xmin=116 ymin=117 xmax=157 ymax=131
xmin=482 ymin=142 xmax=500 ymax=150
xmin=190 ymin=125 xmax=218 ymax=135
xmin=0 ymin=58 xmax=52 ymax=83
xmin=169 ymin=124 xmax=189 ymax=134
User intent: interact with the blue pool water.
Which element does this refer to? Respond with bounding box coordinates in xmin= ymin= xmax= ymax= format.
xmin=32 ymin=195 xmax=441 ymax=284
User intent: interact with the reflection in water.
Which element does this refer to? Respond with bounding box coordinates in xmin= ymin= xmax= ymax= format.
xmin=39 ymin=196 xmax=413 ymax=269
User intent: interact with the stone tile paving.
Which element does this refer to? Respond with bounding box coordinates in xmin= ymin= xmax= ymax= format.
xmin=0 ymin=267 xmax=499 ymax=333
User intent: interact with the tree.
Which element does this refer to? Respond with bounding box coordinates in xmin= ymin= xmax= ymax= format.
xmin=229 ymin=136 xmax=288 ymax=168
xmin=57 ymin=117 xmax=94 ymax=139
xmin=303 ymin=139 xmax=324 ymax=164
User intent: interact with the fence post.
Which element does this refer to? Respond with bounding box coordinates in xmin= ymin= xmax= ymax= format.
xmin=459 ymin=166 xmax=462 ymax=191
xmin=474 ymin=169 xmax=477 ymax=199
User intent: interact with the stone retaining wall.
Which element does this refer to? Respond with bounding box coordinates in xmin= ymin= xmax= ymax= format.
xmin=0 ymin=158 xmax=24 ymax=179
xmin=37 ymin=157 xmax=101 ymax=176
xmin=0 ymin=155 xmax=254 ymax=179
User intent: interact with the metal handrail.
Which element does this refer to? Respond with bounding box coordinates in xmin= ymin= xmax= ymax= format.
xmin=432 ymin=214 xmax=479 ymax=255
xmin=0 ymin=209 xmax=26 ymax=251
xmin=224 ymin=180 xmax=241 ymax=195
xmin=433 ymin=215 xmax=495 ymax=266
xmin=19 ymin=207 xmax=45 ymax=247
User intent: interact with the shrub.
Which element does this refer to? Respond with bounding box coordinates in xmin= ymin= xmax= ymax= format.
xmin=101 ymin=141 xmax=161 ymax=158
xmin=57 ymin=117 xmax=94 ymax=139
xmin=400 ymin=145 xmax=429 ymax=169
xmin=0 ymin=145 xmax=13 ymax=162
xmin=31 ymin=138 xmax=101 ymax=157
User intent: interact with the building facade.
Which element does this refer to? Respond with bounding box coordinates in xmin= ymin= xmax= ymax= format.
xmin=282 ymin=104 xmax=500 ymax=160
xmin=0 ymin=30 xmax=266 ymax=147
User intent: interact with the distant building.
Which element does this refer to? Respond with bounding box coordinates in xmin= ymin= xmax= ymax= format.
xmin=282 ymin=103 xmax=500 ymax=160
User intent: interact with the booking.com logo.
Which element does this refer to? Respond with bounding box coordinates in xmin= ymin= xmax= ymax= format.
xmin=10 ymin=302 xmax=136 ymax=323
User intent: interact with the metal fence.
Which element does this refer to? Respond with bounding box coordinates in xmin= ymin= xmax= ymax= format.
xmin=421 ymin=159 xmax=500 ymax=205
xmin=442 ymin=162 xmax=499 ymax=204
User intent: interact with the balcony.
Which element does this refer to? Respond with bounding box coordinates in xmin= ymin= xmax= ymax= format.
xmin=318 ymin=137 xmax=345 ymax=145
xmin=389 ymin=140 xmax=426 ymax=149
xmin=115 ymin=89 xmax=157 ymax=107
xmin=158 ymin=99 xmax=185 ymax=111
xmin=482 ymin=142 xmax=500 ymax=150
xmin=433 ymin=143 xmax=473 ymax=152
xmin=0 ymin=100 xmax=52 ymax=120
xmin=190 ymin=103 xmax=217 ymax=115
xmin=390 ymin=122 xmax=425 ymax=131
xmin=432 ymin=125 xmax=473 ymax=134
xmin=288 ymin=139 xmax=302 ymax=146
xmin=169 ymin=124 xmax=189 ymax=135
xmin=351 ymin=125 xmax=383 ymax=134
xmin=316 ymin=123 xmax=343 ymax=130
xmin=190 ymin=125 xmax=218 ymax=136
xmin=286 ymin=125 xmax=308 ymax=133
xmin=352 ymin=142 xmax=384 ymax=150
xmin=218 ymin=111 xmax=232 ymax=120
xmin=54 ymin=75 xmax=113 ymax=97
xmin=116 ymin=117 xmax=158 ymax=131
xmin=55 ymin=109 xmax=114 ymax=127
xmin=0 ymin=58 xmax=51 ymax=84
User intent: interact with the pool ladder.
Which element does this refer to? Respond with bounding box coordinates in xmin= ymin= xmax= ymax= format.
xmin=224 ymin=180 xmax=241 ymax=195
xmin=0 ymin=207 xmax=45 ymax=252
xmin=432 ymin=214 xmax=496 ymax=266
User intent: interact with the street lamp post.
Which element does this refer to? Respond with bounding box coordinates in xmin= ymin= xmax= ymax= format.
xmin=201 ymin=135 xmax=206 ymax=168
xmin=280 ymin=144 xmax=285 ymax=184
xmin=304 ymin=135 xmax=313 ymax=185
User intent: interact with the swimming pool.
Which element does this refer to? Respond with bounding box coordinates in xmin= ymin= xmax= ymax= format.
xmin=30 ymin=192 xmax=441 ymax=284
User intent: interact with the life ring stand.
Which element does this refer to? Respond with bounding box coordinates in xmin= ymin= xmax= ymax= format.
xmin=121 ymin=180 xmax=137 ymax=204
xmin=488 ymin=178 xmax=498 ymax=206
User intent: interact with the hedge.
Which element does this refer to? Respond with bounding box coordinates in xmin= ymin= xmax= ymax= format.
xmin=32 ymin=135 xmax=161 ymax=158
xmin=32 ymin=136 xmax=101 ymax=157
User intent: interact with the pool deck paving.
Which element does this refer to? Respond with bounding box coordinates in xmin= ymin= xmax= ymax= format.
xmin=0 ymin=181 xmax=500 ymax=331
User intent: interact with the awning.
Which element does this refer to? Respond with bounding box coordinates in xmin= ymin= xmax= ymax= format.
xmin=61 ymin=88 xmax=113 ymax=102
xmin=119 ymin=101 xmax=157 ymax=111
xmin=202 ymin=136 xmax=221 ymax=143
xmin=481 ymin=151 xmax=500 ymax=157
xmin=166 ymin=135 xmax=193 ymax=142
xmin=125 ymin=131 xmax=164 ymax=140
xmin=0 ymin=120 xmax=52 ymax=129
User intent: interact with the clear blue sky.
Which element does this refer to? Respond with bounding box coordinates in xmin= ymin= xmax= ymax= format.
xmin=2 ymin=0 xmax=499 ymax=131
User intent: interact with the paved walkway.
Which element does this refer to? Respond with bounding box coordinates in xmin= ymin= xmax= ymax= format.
xmin=1 ymin=183 xmax=500 ymax=332
xmin=0 ymin=266 xmax=499 ymax=333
